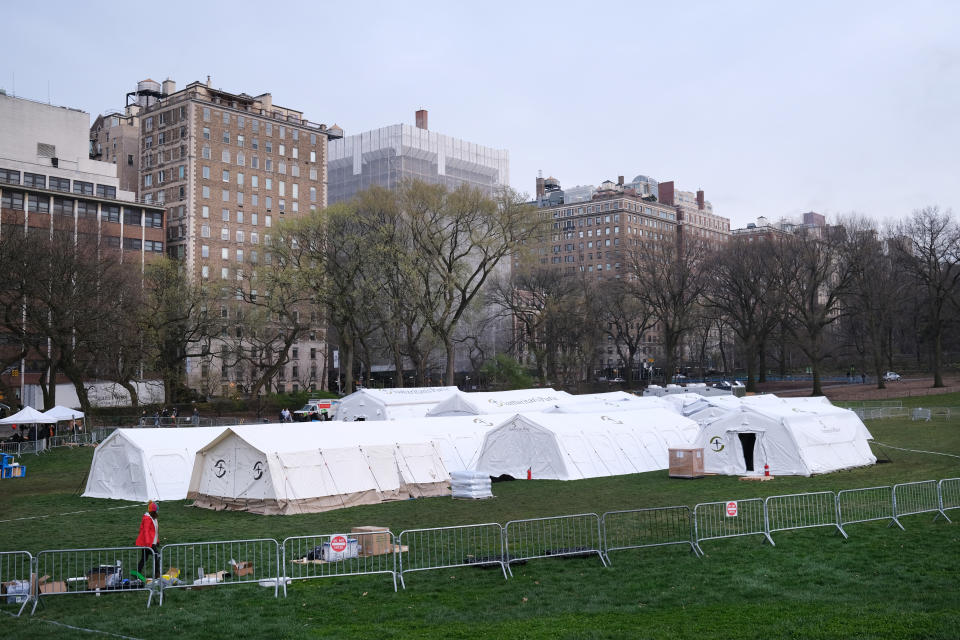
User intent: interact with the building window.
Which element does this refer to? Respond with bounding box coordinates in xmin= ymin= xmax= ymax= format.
xmin=24 ymin=172 xmax=46 ymax=188
xmin=202 ymin=186 xmax=210 ymax=199
xmin=221 ymin=247 xmax=229 ymax=260
xmin=1 ymin=191 xmax=24 ymax=210
xmin=236 ymin=210 xmax=244 ymax=224
xmin=251 ymin=231 xmax=259 ymax=244
xmin=221 ymin=150 xmax=231 ymax=163
xmin=203 ymin=127 xmax=210 ymax=140
xmin=49 ymin=176 xmax=70 ymax=192
xmin=203 ymin=166 xmax=210 ymax=179
xmin=222 ymin=189 xmax=230 ymax=202
xmin=201 ymin=265 xmax=209 ymax=279
xmin=201 ymin=224 xmax=210 ymax=238
xmin=202 ymin=146 xmax=210 ymax=159
xmin=222 ymin=208 xmax=230 ymax=222
xmin=202 ymin=245 xmax=209 ymax=258
xmin=237 ymin=135 xmax=244 ymax=148
xmin=202 ymin=205 xmax=210 ymax=218
xmin=310 ymin=150 xmax=316 ymax=163
xmin=221 ymin=227 xmax=229 ymax=240
xmin=236 ymin=230 xmax=244 ymax=243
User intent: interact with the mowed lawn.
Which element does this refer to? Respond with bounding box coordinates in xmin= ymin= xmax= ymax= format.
xmin=1 ymin=405 xmax=959 ymax=639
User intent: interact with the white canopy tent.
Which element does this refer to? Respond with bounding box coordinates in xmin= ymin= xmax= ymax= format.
xmin=0 ymin=406 xmax=58 ymax=425
xmin=426 ymin=388 xmax=574 ymax=417
xmin=473 ymin=409 xmax=700 ymax=480
xmin=187 ymin=418 xmax=502 ymax=515
xmin=43 ymin=405 xmax=85 ymax=421
xmin=336 ymin=386 xmax=460 ymax=421
xmin=83 ymin=427 xmax=229 ymax=501
xmin=693 ymin=402 xmax=875 ymax=477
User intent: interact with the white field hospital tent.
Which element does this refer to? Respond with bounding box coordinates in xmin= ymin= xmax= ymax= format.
xmin=336 ymin=386 xmax=459 ymax=421
xmin=547 ymin=395 xmax=672 ymax=415
xmin=83 ymin=427 xmax=229 ymax=501
xmin=187 ymin=418 xmax=505 ymax=515
xmin=473 ymin=409 xmax=699 ymax=480
xmin=693 ymin=400 xmax=875 ymax=477
xmin=426 ymin=388 xmax=574 ymax=417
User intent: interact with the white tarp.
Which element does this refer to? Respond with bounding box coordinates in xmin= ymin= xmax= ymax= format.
xmin=426 ymin=388 xmax=574 ymax=417
xmin=473 ymin=409 xmax=700 ymax=480
xmin=43 ymin=405 xmax=85 ymax=421
xmin=187 ymin=418 xmax=504 ymax=515
xmin=693 ymin=399 xmax=875 ymax=477
xmin=336 ymin=386 xmax=460 ymax=421
xmin=83 ymin=427 xmax=229 ymax=501
xmin=0 ymin=406 xmax=57 ymax=425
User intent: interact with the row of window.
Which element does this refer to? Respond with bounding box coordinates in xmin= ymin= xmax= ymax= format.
xmin=0 ymin=168 xmax=117 ymax=198
xmin=200 ymin=108 xmax=320 ymax=147
xmin=199 ymin=186 xmax=300 ymax=212
xmin=2 ymin=193 xmax=162 ymax=227
xmin=198 ymin=226 xmax=269 ymax=245
xmin=549 ymin=201 xmax=676 ymax=220
xmin=198 ymin=148 xmax=320 ymax=183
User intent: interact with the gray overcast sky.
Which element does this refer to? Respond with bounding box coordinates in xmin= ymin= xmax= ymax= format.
xmin=5 ymin=0 xmax=958 ymax=228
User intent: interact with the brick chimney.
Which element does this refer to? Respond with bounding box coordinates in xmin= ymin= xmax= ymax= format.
xmin=659 ymin=181 xmax=675 ymax=206
xmin=618 ymin=175 xmax=624 ymax=186
xmin=536 ymin=176 xmax=545 ymax=198
xmin=696 ymin=190 xmax=705 ymax=210
xmin=415 ymin=109 xmax=428 ymax=130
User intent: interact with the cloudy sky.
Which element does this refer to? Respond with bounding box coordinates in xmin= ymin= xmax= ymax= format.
xmin=5 ymin=0 xmax=957 ymax=228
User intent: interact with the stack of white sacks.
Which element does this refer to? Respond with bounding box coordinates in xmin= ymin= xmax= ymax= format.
xmin=450 ymin=470 xmax=493 ymax=499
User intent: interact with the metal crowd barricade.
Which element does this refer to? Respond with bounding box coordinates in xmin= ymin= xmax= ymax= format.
xmin=504 ymin=513 xmax=607 ymax=568
xmin=0 ymin=551 xmax=34 ymax=616
xmin=601 ymin=506 xmax=697 ymax=562
xmin=765 ymin=491 xmax=845 ymax=542
xmin=33 ymin=546 xmax=157 ymax=613
xmin=893 ymin=480 xmax=950 ymax=524
xmin=836 ymin=486 xmax=902 ymax=534
xmin=911 ymin=408 xmax=931 ymax=422
xmin=159 ymin=538 xmax=280 ymax=604
xmin=939 ymin=478 xmax=960 ymax=515
xmin=693 ymin=498 xmax=773 ymax=554
xmin=397 ymin=523 xmax=508 ymax=588
xmin=283 ymin=531 xmax=399 ymax=594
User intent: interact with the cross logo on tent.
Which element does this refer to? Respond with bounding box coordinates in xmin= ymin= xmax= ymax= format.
xmin=710 ymin=436 xmax=725 ymax=452
xmin=253 ymin=461 xmax=264 ymax=480
xmin=214 ymin=459 xmax=226 ymax=478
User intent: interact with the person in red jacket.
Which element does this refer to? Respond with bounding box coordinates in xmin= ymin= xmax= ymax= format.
xmin=135 ymin=500 xmax=160 ymax=577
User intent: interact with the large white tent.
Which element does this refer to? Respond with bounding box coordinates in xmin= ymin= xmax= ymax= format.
xmin=547 ymin=394 xmax=671 ymax=414
xmin=43 ymin=405 xmax=85 ymax=421
xmin=187 ymin=418 xmax=503 ymax=515
xmin=693 ymin=401 xmax=875 ymax=476
xmin=426 ymin=388 xmax=574 ymax=417
xmin=336 ymin=386 xmax=459 ymax=421
xmin=473 ymin=409 xmax=700 ymax=480
xmin=83 ymin=427 xmax=229 ymax=501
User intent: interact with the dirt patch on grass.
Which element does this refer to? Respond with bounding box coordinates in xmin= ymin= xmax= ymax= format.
xmin=757 ymin=376 xmax=960 ymax=401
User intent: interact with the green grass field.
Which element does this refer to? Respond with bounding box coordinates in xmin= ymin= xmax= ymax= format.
xmin=1 ymin=405 xmax=959 ymax=639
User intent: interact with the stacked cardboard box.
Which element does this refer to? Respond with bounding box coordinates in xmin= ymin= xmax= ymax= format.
xmin=668 ymin=448 xmax=704 ymax=478
xmin=352 ymin=526 xmax=392 ymax=556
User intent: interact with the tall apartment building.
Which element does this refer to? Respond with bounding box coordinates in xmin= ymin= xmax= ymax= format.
xmin=0 ymin=93 xmax=166 ymax=404
xmin=131 ymin=78 xmax=342 ymax=395
xmin=327 ymin=110 xmax=509 ymax=204
xmin=90 ymin=110 xmax=140 ymax=194
xmin=658 ymin=181 xmax=730 ymax=250
xmin=528 ymin=175 xmax=681 ymax=374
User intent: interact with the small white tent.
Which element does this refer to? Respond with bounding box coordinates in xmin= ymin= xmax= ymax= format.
xmin=336 ymin=386 xmax=460 ymax=421
xmin=473 ymin=409 xmax=700 ymax=480
xmin=187 ymin=422 xmax=473 ymax=515
xmin=426 ymin=388 xmax=574 ymax=417
xmin=694 ymin=402 xmax=875 ymax=476
xmin=0 ymin=406 xmax=57 ymax=425
xmin=43 ymin=405 xmax=85 ymax=421
xmin=83 ymin=427 xmax=229 ymax=501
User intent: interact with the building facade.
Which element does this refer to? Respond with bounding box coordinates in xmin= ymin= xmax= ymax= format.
xmin=658 ymin=181 xmax=730 ymax=250
xmin=131 ymin=78 xmax=341 ymax=395
xmin=327 ymin=110 xmax=509 ymax=204
xmin=0 ymin=93 xmax=166 ymax=404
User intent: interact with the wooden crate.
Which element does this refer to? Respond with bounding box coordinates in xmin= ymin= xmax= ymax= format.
xmin=668 ymin=448 xmax=704 ymax=478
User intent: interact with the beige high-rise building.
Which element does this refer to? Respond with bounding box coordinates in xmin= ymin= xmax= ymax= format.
xmin=133 ymin=77 xmax=342 ymax=395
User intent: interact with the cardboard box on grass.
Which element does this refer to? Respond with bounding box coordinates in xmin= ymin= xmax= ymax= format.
xmin=668 ymin=448 xmax=704 ymax=478
xmin=231 ymin=560 xmax=254 ymax=577
xmin=37 ymin=575 xmax=67 ymax=594
xmin=352 ymin=526 xmax=392 ymax=556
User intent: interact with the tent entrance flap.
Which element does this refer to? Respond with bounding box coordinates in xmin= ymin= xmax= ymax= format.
xmin=738 ymin=433 xmax=757 ymax=472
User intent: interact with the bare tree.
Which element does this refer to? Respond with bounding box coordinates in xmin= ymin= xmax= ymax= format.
xmin=702 ymin=237 xmax=782 ymax=391
xmin=892 ymin=206 xmax=960 ymax=388
xmin=626 ymin=237 xmax=707 ymax=384
xmin=595 ymin=279 xmax=655 ymax=386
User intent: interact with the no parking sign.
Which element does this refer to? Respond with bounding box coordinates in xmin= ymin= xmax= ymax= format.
xmin=330 ymin=535 xmax=348 ymax=552
xmin=725 ymin=501 xmax=738 ymax=517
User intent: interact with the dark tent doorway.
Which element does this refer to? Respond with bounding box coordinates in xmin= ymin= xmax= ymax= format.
xmin=738 ymin=433 xmax=757 ymax=472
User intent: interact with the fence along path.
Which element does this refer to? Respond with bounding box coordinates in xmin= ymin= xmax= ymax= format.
xmin=4 ymin=477 xmax=959 ymax=612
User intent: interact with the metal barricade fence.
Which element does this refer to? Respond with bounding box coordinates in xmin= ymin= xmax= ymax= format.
xmin=283 ymin=531 xmax=398 ymax=594
xmin=939 ymin=478 xmax=960 ymax=514
xmin=397 ymin=523 xmax=508 ymax=588
xmin=911 ymin=408 xmax=931 ymax=422
xmin=837 ymin=486 xmax=902 ymax=534
xmin=0 ymin=551 xmax=34 ymax=616
xmin=504 ymin=513 xmax=607 ymax=568
xmin=34 ymin=546 xmax=157 ymax=613
xmin=601 ymin=506 xmax=696 ymax=562
xmin=159 ymin=538 xmax=281 ymax=603
xmin=765 ymin=491 xmax=845 ymax=541
xmin=693 ymin=498 xmax=773 ymax=554
xmin=893 ymin=480 xmax=950 ymax=523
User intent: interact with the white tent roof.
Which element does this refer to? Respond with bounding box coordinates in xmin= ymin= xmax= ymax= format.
xmin=187 ymin=421 xmax=476 ymax=515
xmin=426 ymin=388 xmax=574 ymax=417
xmin=0 ymin=406 xmax=58 ymax=425
xmin=547 ymin=395 xmax=671 ymax=414
xmin=473 ymin=409 xmax=700 ymax=480
xmin=43 ymin=405 xmax=85 ymax=421
xmin=336 ymin=386 xmax=460 ymax=421
xmin=83 ymin=427 xmax=229 ymax=502
xmin=693 ymin=402 xmax=875 ymax=477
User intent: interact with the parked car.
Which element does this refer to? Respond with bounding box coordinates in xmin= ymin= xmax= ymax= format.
xmin=883 ymin=371 xmax=902 ymax=382
xmin=610 ymin=377 xmax=625 ymax=383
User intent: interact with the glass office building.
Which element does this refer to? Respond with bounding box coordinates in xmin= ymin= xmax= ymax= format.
xmin=327 ymin=119 xmax=509 ymax=204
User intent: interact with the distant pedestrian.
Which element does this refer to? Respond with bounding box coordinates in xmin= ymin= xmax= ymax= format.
xmin=153 ymin=410 xmax=160 ymax=427
xmin=192 ymin=405 xmax=200 ymax=426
